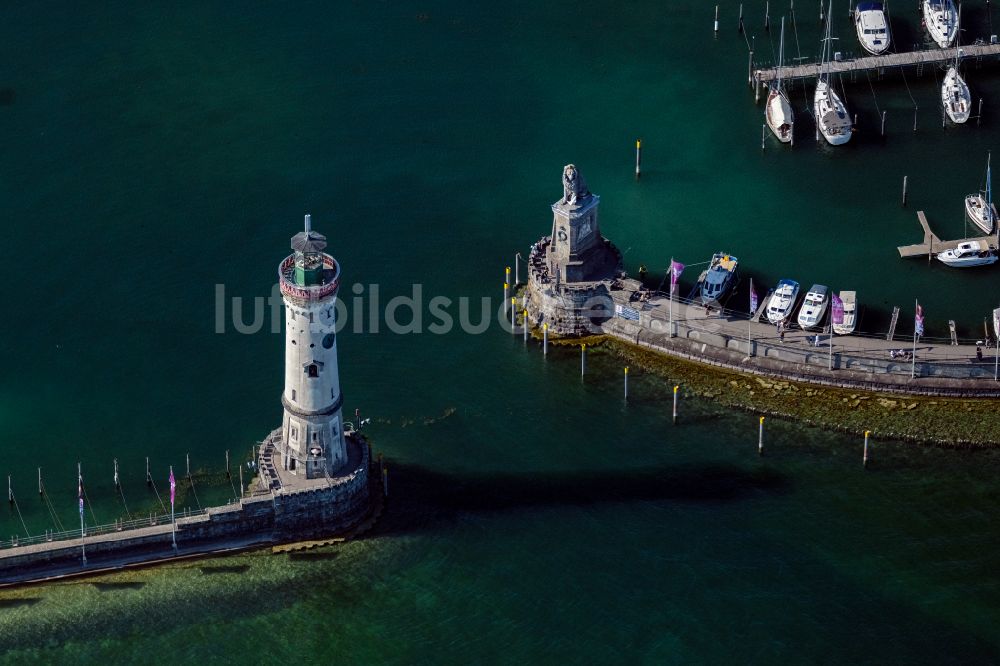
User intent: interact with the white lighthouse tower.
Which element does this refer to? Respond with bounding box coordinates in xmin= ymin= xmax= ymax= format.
xmin=277 ymin=214 xmax=346 ymax=479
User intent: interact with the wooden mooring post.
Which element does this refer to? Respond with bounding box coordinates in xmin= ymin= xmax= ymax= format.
xmin=902 ymin=175 xmax=908 ymax=206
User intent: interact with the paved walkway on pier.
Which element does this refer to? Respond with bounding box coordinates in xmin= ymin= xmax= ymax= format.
xmin=754 ymin=42 xmax=1000 ymax=85
xmin=607 ymin=280 xmax=1000 ymax=396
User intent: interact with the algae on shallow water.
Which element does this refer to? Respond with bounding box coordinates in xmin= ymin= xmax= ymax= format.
xmin=553 ymin=335 xmax=1000 ymax=446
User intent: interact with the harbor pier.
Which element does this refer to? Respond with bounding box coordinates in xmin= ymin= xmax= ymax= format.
xmin=897 ymin=211 xmax=998 ymax=258
xmin=753 ymin=42 xmax=1000 ymax=89
xmin=525 ymin=165 xmax=1000 ymax=399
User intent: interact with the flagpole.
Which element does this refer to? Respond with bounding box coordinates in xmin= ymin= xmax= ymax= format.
xmin=170 ymin=465 xmax=177 ymax=550
xmin=78 ymin=462 xmax=86 ymax=566
xmin=669 ymin=256 xmax=674 ymax=338
xmin=828 ymin=321 xmax=834 ymax=370
xmin=748 ymin=277 xmax=754 ymax=357
xmin=911 ymin=299 xmax=918 ymax=379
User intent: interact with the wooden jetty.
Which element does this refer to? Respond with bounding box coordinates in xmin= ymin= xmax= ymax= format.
xmin=754 ymin=42 xmax=1000 ymax=86
xmin=897 ymin=211 xmax=997 ymax=259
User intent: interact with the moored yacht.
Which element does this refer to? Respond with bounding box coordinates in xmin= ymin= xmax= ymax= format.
xmin=965 ymin=153 xmax=996 ymax=235
xmin=832 ymin=290 xmax=858 ymax=335
xmin=815 ymin=3 xmax=852 ymax=146
xmin=855 ymin=2 xmax=891 ymax=55
xmin=700 ymin=253 xmax=739 ymax=307
xmin=797 ymin=284 xmax=830 ymax=330
xmin=942 ymin=62 xmax=971 ymax=124
xmin=936 ymin=241 xmax=998 ymax=268
xmin=923 ymin=0 xmax=958 ymax=48
xmin=766 ymin=18 xmax=794 ymax=144
xmin=766 ymin=279 xmax=800 ymax=324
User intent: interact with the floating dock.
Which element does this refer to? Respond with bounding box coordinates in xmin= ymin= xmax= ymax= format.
xmin=897 ymin=211 xmax=997 ymax=258
xmin=754 ymin=43 xmax=1000 ymax=86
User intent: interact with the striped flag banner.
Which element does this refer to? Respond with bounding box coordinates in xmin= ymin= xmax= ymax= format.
xmin=169 ymin=468 xmax=176 ymax=506
xmin=78 ymin=474 xmax=84 ymax=516
xmin=831 ymin=292 xmax=844 ymax=325
xmin=669 ymin=260 xmax=685 ymax=294
xmin=915 ymin=303 xmax=925 ymax=337
xmin=749 ymin=281 xmax=758 ymax=314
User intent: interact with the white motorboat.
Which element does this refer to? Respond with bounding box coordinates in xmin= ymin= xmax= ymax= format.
xmin=797 ymin=284 xmax=830 ymax=330
xmin=814 ymin=4 xmax=852 ymax=146
xmin=993 ymin=307 xmax=1000 ymax=339
xmin=965 ymin=153 xmax=996 ymax=235
xmin=766 ymin=279 xmax=800 ymax=324
xmin=923 ymin=0 xmax=958 ymax=48
xmin=855 ymin=2 xmax=891 ymax=55
xmin=936 ymin=240 xmax=998 ymax=268
xmin=942 ymin=63 xmax=971 ymax=124
xmin=832 ymin=290 xmax=858 ymax=335
xmin=766 ymin=18 xmax=794 ymax=144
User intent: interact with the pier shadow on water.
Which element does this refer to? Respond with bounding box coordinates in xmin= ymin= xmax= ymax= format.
xmin=373 ymin=462 xmax=791 ymax=537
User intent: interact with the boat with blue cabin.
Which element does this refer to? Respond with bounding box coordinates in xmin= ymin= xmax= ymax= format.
xmin=700 ymin=253 xmax=739 ymax=307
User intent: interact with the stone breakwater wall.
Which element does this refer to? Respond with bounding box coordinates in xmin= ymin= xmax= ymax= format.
xmin=0 ymin=438 xmax=373 ymax=583
xmin=604 ymin=315 xmax=1000 ymax=398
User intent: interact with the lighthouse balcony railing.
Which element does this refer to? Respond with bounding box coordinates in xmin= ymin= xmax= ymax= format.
xmin=278 ymin=254 xmax=340 ymax=301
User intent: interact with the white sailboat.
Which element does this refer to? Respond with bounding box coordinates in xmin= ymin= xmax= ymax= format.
xmin=766 ymin=17 xmax=794 ymax=144
xmin=936 ymin=240 xmax=998 ymax=268
xmin=923 ymin=0 xmax=958 ymax=48
xmin=942 ymin=53 xmax=971 ymax=124
xmin=814 ymin=1 xmax=852 ymax=146
xmin=966 ymin=154 xmax=997 ymax=235
xmin=855 ymin=2 xmax=891 ymax=55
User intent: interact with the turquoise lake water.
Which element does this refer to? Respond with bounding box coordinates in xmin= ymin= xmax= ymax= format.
xmin=1 ymin=0 xmax=1000 ymax=662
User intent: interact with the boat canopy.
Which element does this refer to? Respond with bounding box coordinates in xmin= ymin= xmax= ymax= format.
xmin=857 ymin=1 xmax=883 ymax=10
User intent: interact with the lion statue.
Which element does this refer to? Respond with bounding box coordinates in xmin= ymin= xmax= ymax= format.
xmin=561 ymin=164 xmax=590 ymax=205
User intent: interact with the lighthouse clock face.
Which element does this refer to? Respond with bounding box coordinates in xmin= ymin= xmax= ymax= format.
xmin=557 ymin=227 xmax=568 ymax=242
xmin=579 ymin=218 xmax=592 ymax=239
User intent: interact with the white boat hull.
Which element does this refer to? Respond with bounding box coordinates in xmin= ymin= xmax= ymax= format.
xmin=923 ymin=0 xmax=958 ymax=48
xmin=942 ymin=66 xmax=971 ymax=124
xmin=993 ymin=307 xmax=1000 ymax=340
xmin=814 ymin=80 xmax=852 ymax=145
xmin=855 ymin=5 xmax=891 ymax=55
xmin=797 ymin=286 xmax=830 ymax=330
xmin=936 ymin=241 xmax=998 ymax=267
xmin=965 ymin=194 xmax=997 ymax=235
xmin=766 ymin=89 xmax=794 ymax=143
xmin=832 ymin=290 xmax=858 ymax=335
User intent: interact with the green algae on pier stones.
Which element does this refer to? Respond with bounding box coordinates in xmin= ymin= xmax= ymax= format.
xmin=595 ymin=335 xmax=1000 ymax=447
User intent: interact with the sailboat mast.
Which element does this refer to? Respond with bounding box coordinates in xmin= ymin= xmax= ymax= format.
xmin=777 ymin=17 xmax=785 ymax=90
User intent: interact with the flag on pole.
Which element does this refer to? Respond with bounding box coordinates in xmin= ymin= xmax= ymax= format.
xmin=915 ymin=303 xmax=925 ymax=337
xmin=78 ymin=474 xmax=84 ymax=516
xmin=749 ymin=281 xmax=758 ymax=314
xmin=669 ymin=260 xmax=685 ymax=294
xmin=831 ymin=292 xmax=844 ymax=325
xmin=169 ymin=468 xmax=176 ymax=506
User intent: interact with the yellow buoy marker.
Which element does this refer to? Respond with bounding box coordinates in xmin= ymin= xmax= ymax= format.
xmin=758 ymin=416 xmax=765 ymax=455
xmin=673 ymin=385 xmax=679 ymax=424
xmin=863 ymin=430 xmax=871 ymax=467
